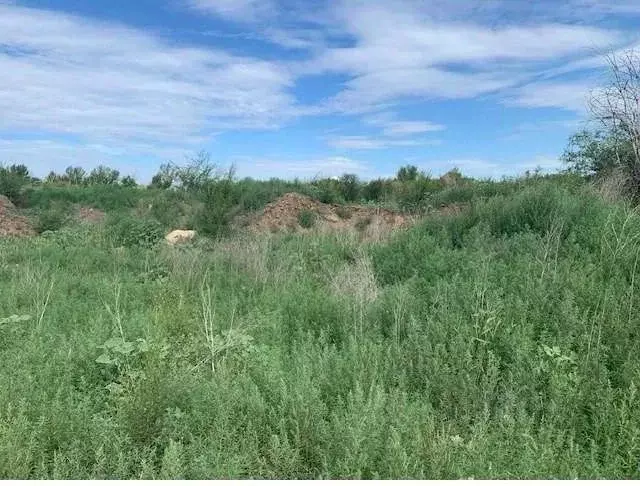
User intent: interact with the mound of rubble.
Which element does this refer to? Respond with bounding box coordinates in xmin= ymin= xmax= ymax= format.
xmin=246 ymin=192 xmax=410 ymax=237
xmin=0 ymin=195 xmax=35 ymax=237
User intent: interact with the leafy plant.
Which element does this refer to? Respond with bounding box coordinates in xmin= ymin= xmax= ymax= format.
xmin=105 ymin=215 xmax=164 ymax=248
xmin=298 ymin=209 xmax=318 ymax=228
xmin=35 ymin=204 xmax=70 ymax=233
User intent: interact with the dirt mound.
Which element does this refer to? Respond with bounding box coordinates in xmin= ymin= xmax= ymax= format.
xmin=0 ymin=195 xmax=35 ymax=237
xmin=246 ymin=192 xmax=411 ymax=238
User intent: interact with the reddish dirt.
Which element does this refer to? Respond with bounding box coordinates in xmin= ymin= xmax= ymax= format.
xmin=0 ymin=195 xmax=36 ymax=237
xmin=76 ymin=206 xmax=106 ymax=223
xmin=243 ymin=192 xmax=412 ymax=237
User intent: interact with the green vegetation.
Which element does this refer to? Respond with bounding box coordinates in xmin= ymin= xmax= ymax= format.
xmin=1 ymin=171 xmax=639 ymax=479
xmin=1 ymin=50 xmax=639 ymax=479
xmin=297 ymin=209 xmax=318 ymax=228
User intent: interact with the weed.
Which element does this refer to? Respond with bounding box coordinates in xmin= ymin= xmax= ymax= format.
xmin=2 ymin=168 xmax=640 ymax=479
xmin=298 ymin=210 xmax=318 ymax=229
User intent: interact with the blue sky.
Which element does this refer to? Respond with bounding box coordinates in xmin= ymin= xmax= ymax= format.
xmin=0 ymin=0 xmax=639 ymax=182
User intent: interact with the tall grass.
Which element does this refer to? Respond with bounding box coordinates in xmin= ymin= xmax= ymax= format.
xmin=0 ymin=180 xmax=639 ymax=478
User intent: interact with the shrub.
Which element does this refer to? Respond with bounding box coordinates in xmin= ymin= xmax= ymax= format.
xmin=106 ymin=214 xmax=164 ymax=248
xmin=396 ymin=165 xmax=419 ymax=182
xmin=310 ymin=179 xmax=342 ymax=204
xmin=362 ymin=179 xmax=389 ymax=202
xmin=339 ymin=174 xmax=360 ymax=202
xmin=0 ymin=164 xmax=31 ymax=205
xmin=480 ymin=183 xmax=579 ymax=239
xmin=298 ymin=210 xmax=317 ymax=228
xmin=35 ymin=205 xmax=70 ymax=233
xmin=194 ymin=177 xmax=237 ymax=237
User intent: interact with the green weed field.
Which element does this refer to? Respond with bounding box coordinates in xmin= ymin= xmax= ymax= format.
xmin=1 ymin=175 xmax=639 ymax=479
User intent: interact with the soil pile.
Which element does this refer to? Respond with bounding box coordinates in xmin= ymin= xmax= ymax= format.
xmin=246 ymin=192 xmax=411 ymax=236
xmin=0 ymin=195 xmax=35 ymax=237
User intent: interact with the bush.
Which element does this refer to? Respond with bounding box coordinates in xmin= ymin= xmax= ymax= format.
xmin=479 ymin=183 xmax=579 ymax=239
xmin=339 ymin=174 xmax=360 ymax=202
xmin=35 ymin=205 xmax=70 ymax=233
xmin=194 ymin=177 xmax=237 ymax=237
xmin=106 ymin=214 xmax=164 ymax=248
xmin=309 ymin=179 xmax=342 ymax=204
xmin=362 ymin=179 xmax=389 ymax=202
xmin=298 ymin=210 xmax=317 ymax=228
xmin=0 ymin=164 xmax=31 ymax=205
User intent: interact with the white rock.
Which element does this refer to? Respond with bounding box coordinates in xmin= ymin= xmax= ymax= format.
xmin=165 ymin=229 xmax=196 ymax=245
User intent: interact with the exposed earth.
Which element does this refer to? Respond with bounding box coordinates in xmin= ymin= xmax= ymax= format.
xmin=242 ymin=192 xmax=412 ymax=238
xmin=0 ymin=195 xmax=36 ymax=237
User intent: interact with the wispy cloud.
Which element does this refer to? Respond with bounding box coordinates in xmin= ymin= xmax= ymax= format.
xmin=504 ymin=81 xmax=596 ymax=112
xmin=0 ymin=4 xmax=297 ymax=150
xmin=185 ymin=0 xmax=276 ymax=22
xmin=413 ymin=155 xmax=563 ymax=179
xmin=326 ymin=135 xmax=438 ymax=150
xmin=244 ymin=155 xmax=372 ymax=179
xmin=295 ymin=0 xmax=625 ymax=114
xmin=363 ymin=113 xmax=445 ymax=136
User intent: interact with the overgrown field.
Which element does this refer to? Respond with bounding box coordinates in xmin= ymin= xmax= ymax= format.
xmin=1 ymin=177 xmax=640 ymax=479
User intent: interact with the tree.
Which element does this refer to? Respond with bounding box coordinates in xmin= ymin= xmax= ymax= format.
xmin=149 ymin=163 xmax=176 ymax=190
xmin=120 ymin=175 xmax=137 ymax=187
xmin=0 ymin=163 xmax=31 ymax=203
xmin=174 ymin=151 xmax=216 ymax=192
xmin=65 ymin=166 xmax=86 ymax=185
xmin=587 ymin=49 xmax=640 ymax=193
xmin=8 ymin=164 xmax=29 ymax=179
xmin=397 ymin=165 xmax=419 ymax=182
xmin=87 ymin=165 xmax=120 ymax=185
xmin=339 ymin=173 xmax=360 ymax=202
xmin=562 ymin=129 xmax=635 ymax=176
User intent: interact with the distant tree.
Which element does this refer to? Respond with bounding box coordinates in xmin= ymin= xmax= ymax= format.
xmin=339 ymin=173 xmax=360 ymax=202
xmin=8 ymin=164 xmax=30 ymax=179
xmin=87 ymin=165 xmax=120 ymax=185
xmin=362 ymin=178 xmax=388 ymax=202
xmin=0 ymin=163 xmax=31 ymax=203
xmin=149 ymin=163 xmax=176 ymax=190
xmin=120 ymin=175 xmax=137 ymax=187
xmin=174 ymin=151 xmax=217 ymax=192
xmin=397 ymin=165 xmax=419 ymax=182
xmin=65 ymin=166 xmax=86 ymax=185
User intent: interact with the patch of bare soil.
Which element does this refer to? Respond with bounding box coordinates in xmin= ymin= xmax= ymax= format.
xmin=0 ymin=195 xmax=36 ymax=237
xmin=242 ymin=192 xmax=412 ymax=240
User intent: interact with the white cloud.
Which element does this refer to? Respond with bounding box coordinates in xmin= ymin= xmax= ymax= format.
xmin=241 ymin=155 xmax=371 ymax=179
xmin=415 ymin=155 xmax=563 ymax=179
xmin=186 ymin=0 xmax=275 ymax=22
xmin=382 ymin=121 xmax=444 ymax=137
xmin=327 ymin=135 xmax=439 ymax=150
xmin=363 ymin=113 xmax=445 ymax=136
xmin=505 ymin=81 xmax=595 ymax=112
xmin=0 ymin=4 xmax=297 ymax=151
xmin=291 ymin=0 xmax=625 ymax=114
